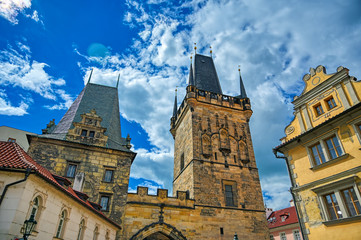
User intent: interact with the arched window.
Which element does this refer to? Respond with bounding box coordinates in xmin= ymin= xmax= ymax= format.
xmin=29 ymin=197 xmax=40 ymax=220
xmin=55 ymin=210 xmax=67 ymax=238
xmin=93 ymin=226 xmax=99 ymax=240
xmin=77 ymin=219 xmax=85 ymax=240
xmin=105 ymin=230 xmax=110 ymax=240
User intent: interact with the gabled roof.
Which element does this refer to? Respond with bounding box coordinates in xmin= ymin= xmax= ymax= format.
xmin=45 ymin=82 xmax=129 ymax=151
xmin=0 ymin=141 xmax=121 ymax=229
xmin=267 ymin=206 xmax=299 ymax=229
xmin=192 ymin=54 xmax=222 ymax=94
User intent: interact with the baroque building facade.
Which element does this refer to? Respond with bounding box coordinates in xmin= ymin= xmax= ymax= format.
xmin=274 ymin=66 xmax=361 ymax=240
xmin=23 ymin=53 xmax=268 ymax=239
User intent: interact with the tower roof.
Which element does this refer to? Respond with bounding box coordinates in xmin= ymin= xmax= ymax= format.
xmin=236 ymin=70 xmax=248 ymax=99
xmin=192 ymin=54 xmax=222 ymax=94
xmin=45 ymin=82 xmax=129 ymax=151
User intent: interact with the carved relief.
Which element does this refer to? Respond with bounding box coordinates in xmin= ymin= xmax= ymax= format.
xmin=66 ymin=109 xmax=108 ymax=147
xmin=219 ymin=129 xmax=230 ymax=153
xmin=201 ymin=134 xmax=212 ymax=157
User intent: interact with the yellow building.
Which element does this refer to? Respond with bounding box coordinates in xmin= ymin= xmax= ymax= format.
xmin=274 ymin=65 xmax=361 ymax=240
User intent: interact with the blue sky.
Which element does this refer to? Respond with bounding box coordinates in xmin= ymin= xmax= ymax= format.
xmin=1 ymin=0 xmax=361 ymax=210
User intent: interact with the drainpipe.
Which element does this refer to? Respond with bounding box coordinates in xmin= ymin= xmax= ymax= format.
xmin=0 ymin=168 xmax=32 ymax=207
xmin=273 ymin=149 xmax=308 ymax=240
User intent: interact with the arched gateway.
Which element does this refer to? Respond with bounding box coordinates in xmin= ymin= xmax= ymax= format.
xmin=129 ymin=222 xmax=187 ymax=240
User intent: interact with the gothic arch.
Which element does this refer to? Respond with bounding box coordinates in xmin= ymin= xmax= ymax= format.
xmin=130 ymin=222 xmax=187 ymax=240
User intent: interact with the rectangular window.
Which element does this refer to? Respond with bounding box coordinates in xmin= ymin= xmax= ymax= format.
xmin=280 ymin=232 xmax=287 ymax=240
xmin=341 ymin=187 xmax=361 ymax=217
xmin=293 ymin=230 xmax=301 ymax=240
xmin=311 ymin=143 xmax=326 ymax=165
xmin=7 ymin=138 xmax=16 ymax=143
xmin=89 ymin=131 xmax=95 ymax=138
xmin=324 ymin=192 xmax=342 ymax=220
xmin=66 ymin=163 xmax=77 ymax=178
xmin=100 ymin=196 xmax=110 ymax=211
xmin=270 ymin=235 xmax=274 ymax=240
xmin=225 ymin=185 xmax=234 ymax=206
xmin=325 ymin=135 xmax=343 ymax=159
xmin=81 ymin=129 xmax=88 ymax=137
xmin=103 ymin=170 xmax=114 ymax=183
xmin=325 ymin=97 xmax=336 ymax=110
xmin=180 ymin=153 xmax=184 ymax=171
xmin=314 ymin=103 xmax=324 ymax=116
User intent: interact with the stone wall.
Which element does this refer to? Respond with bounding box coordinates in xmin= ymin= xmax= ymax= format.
xmin=27 ymin=136 xmax=135 ymax=224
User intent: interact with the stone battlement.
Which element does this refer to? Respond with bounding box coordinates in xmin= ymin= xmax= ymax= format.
xmin=127 ymin=186 xmax=195 ymax=208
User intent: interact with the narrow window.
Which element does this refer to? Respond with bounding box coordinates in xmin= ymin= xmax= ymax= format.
xmin=314 ymin=103 xmax=324 ymax=116
xmin=77 ymin=219 xmax=85 ymax=240
xmin=220 ymin=227 xmax=224 ymax=235
xmin=180 ymin=153 xmax=184 ymax=171
xmin=325 ymin=97 xmax=336 ymax=110
xmin=93 ymin=226 xmax=99 ymax=240
xmin=30 ymin=197 xmax=39 ymax=220
xmin=225 ymin=185 xmax=234 ymax=206
xmin=215 ymin=152 xmax=218 ymax=160
xmin=105 ymin=231 xmax=110 ymax=240
xmin=310 ymin=143 xmax=326 ymax=165
xmin=293 ymin=230 xmax=301 ymax=240
xmin=55 ymin=210 xmax=67 ymax=238
xmin=233 ymin=155 xmax=236 ymax=163
xmin=280 ymin=232 xmax=287 ymax=240
xmin=66 ymin=163 xmax=77 ymax=178
xmin=103 ymin=170 xmax=114 ymax=182
xmin=324 ymin=192 xmax=343 ymax=220
xmin=89 ymin=131 xmax=95 ymax=138
xmin=100 ymin=196 xmax=110 ymax=211
xmin=81 ymin=129 xmax=88 ymax=137
xmin=325 ymin=135 xmax=343 ymax=159
xmin=341 ymin=187 xmax=361 ymax=216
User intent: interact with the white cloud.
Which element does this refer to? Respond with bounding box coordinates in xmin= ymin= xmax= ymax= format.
xmin=0 ymin=0 xmax=31 ymax=24
xmin=261 ymin=175 xmax=293 ymax=210
xmin=0 ymin=90 xmax=29 ymax=116
xmin=0 ymin=43 xmax=72 ymax=114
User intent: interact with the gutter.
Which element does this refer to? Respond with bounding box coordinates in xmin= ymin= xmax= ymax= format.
xmin=0 ymin=168 xmax=31 ymax=206
xmin=273 ymin=149 xmax=308 ymax=240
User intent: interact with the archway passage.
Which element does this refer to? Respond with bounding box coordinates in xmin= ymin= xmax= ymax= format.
xmin=144 ymin=231 xmax=172 ymax=240
xmin=130 ymin=222 xmax=187 ymax=240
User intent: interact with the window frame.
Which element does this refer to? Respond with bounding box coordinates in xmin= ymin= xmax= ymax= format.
xmin=293 ymin=230 xmax=301 ymax=240
xmin=313 ymin=103 xmax=324 ymax=116
xmin=77 ymin=219 xmax=86 ymax=240
xmin=305 ymin=130 xmax=346 ymax=168
xmin=55 ymin=209 xmax=68 ymax=239
xmin=99 ymin=194 xmax=112 ymax=212
xmin=222 ymin=180 xmax=237 ymax=207
xmin=65 ymin=162 xmax=79 ymax=178
xmin=350 ymin=118 xmax=361 ymax=145
xmin=325 ymin=96 xmax=337 ymax=110
xmin=312 ymin=176 xmax=361 ymax=223
xmin=280 ymin=232 xmax=287 ymax=240
xmin=103 ymin=169 xmax=114 ymax=183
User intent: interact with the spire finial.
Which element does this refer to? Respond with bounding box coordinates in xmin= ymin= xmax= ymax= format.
xmin=238 ymin=65 xmax=248 ymax=98
xmin=87 ymin=68 xmax=94 ymax=84
xmin=116 ymin=74 xmax=120 ymax=88
xmin=210 ymin=46 xmax=212 ymax=57
xmin=173 ymin=87 xmax=178 ymax=118
xmin=238 ymin=65 xmax=241 ymax=76
xmin=194 ymin=43 xmax=197 ymax=54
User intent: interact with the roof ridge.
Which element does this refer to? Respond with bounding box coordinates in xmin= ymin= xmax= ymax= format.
xmin=12 ymin=142 xmax=37 ymax=170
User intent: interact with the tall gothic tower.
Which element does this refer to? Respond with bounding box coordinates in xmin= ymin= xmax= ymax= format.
xmin=170 ymin=54 xmax=265 ymax=211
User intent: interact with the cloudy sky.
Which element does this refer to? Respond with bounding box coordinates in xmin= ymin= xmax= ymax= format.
xmin=1 ymin=0 xmax=361 ymax=210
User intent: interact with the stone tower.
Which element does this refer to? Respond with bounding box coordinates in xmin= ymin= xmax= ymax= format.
xmin=171 ymin=53 xmax=264 ymax=211
xmin=27 ymin=79 xmax=136 ymax=225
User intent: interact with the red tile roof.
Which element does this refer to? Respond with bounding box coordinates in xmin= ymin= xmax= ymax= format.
xmin=0 ymin=141 xmax=120 ymax=229
xmin=267 ymin=206 xmax=299 ymax=229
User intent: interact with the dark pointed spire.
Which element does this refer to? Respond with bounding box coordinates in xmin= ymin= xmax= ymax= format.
xmin=193 ymin=54 xmax=222 ymax=94
xmin=87 ymin=68 xmax=94 ymax=84
xmin=238 ymin=66 xmax=247 ymax=98
xmin=188 ymin=56 xmax=194 ymax=86
xmin=173 ymin=88 xmax=178 ymax=118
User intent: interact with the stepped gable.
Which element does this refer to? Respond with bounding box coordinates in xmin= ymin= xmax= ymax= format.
xmin=43 ymin=82 xmax=129 ymax=151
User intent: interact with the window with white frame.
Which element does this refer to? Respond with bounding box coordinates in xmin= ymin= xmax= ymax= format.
xmin=77 ymin=219 xmax=85 ymax=240
xmin=270 ymin=234 xmax=274 ymax=240
xmin=293 ymin=230 xmax=301 ymax=240
xmin=306 ymin=130 xmax=345 ymax=167
xmin=312 ymin=176 xmax=361 ymax=222
xmin=280 ymin=232 xmax=287 ymax=240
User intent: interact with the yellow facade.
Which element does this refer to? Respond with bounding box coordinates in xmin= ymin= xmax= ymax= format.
xmin=274 ymin=66 xmax=361 ymax=240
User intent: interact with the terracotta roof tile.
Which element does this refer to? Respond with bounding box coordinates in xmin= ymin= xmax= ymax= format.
xmin=267 ymin=206 xmax=299 ymax=229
